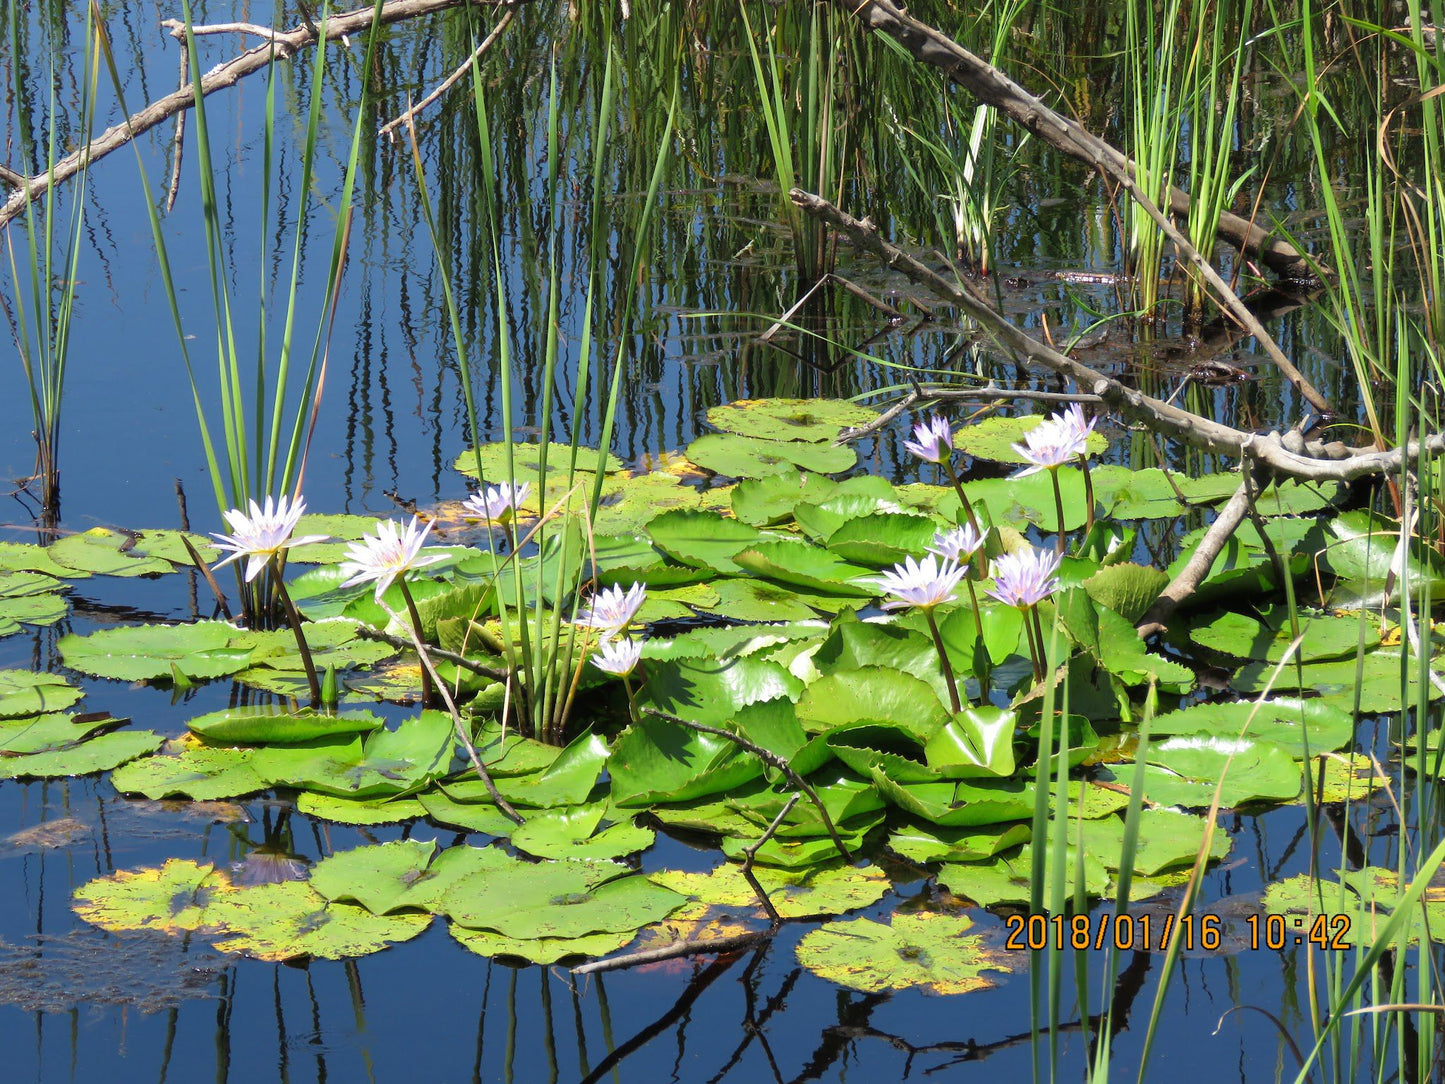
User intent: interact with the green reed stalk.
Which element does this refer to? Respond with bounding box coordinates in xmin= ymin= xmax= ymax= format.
xmin=6 ymin=1 xmax=99 ymax=517
xmin=1124 ymin=0 xmax=1185 ymax=319
xmin=98 ymin=0 xmax=383 ymax=620
xmin=1182 ymin=0 xmax=1255 ymax=322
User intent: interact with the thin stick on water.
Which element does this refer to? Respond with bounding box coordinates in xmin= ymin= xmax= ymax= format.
xmin=379 ymin=598 xmax=522 ymax=824
xmin=738 ymin=793 xmax=800 ymax=925
xmin=397 ymin=578 xmax=432 ymax=706
xmin=270 ymin=562 xmax=321 ymax=704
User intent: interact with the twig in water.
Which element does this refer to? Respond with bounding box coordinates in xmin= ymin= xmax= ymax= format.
xmin=378 ymin=599 xmax=522 ymax=824
xmin=354 ymin=625 xmax=509 ymax=680
xmin=739 ymin=793 xmax=800 ymax=925
xmin=643 ymin=707 xmax=854 ymax=863
xmin=378 ymin=10 xmax=515 ymax=138
xmin=179 ymin=534 xmax=232 ymax=620
xmin=570 ymin=930 xmax=768 ymax=977
xmin=165 ymin=48 xmax=187 ymax=213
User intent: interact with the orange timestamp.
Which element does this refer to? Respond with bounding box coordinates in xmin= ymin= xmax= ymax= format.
xmin=1002 ymin=912 xmax=1356 ymax=952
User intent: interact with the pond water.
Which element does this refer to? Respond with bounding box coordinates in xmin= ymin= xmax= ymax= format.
xmin=0 ymin=2 xmax=1434 ymax=1081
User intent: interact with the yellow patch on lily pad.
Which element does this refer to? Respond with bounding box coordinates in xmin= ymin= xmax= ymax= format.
xmin=650 ymin=862 xmax=890 ymax=920
xmin=796 ymin=912 xmax=1014 ymax=995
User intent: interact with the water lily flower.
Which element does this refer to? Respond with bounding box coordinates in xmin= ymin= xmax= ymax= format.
xmin=338 ymin=516 xmax=449 ymax=603
xmin=928 ymin=524 xmax=985 ymax=564
xmin=1056 ymin=403 xmax=1098 ymax=454
xmin=592 ymin=636 xmax=643 ymax=677
xmin=465 ymin=480 xmax=530 ymax=525
xmin=576 ymin=582 xmax=647 ymax=641
xmin=1010 ymin=416 xmax=1085 ymax=477
xmin=212 ymin=493 xmax=327 ymax=582
xmin=986 ymin=547 xmax=1062 ymax=609
xmin=903 ymin=415 xmax=954 ymax=464
xmin=864 ymin=554 xmax=968 ymax=611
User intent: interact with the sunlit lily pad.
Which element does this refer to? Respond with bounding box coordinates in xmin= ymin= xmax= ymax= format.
xmin=1192 ymin=607 xmax=1381 ymax=663
xmin=687 ymin=433 xmax=856 ymax=478
xmin=706 ymin=398 xmax=877 ymax=442
xmin=732 ymin=471 xmax=837 ymax=526
xmin=448 ymin=924 xmax=634 ymax=963
xmin=952 ymin=414 xmax=1108 ymax=465
xmin=490 ymin=730 xmax=608 ymax=807
xmin=642 ymin=656 xmax=803 ymax=725
xmin=0 ymin=728 xmax=162 ymax=779
xmin=202 ymin=881 xmax=431 ymax=960
xmin=733 ymin=540 xmax=876 ymax=596
xmin=0 ymin=711 xmax=115 ymax=754
xmin=439 ymin=856 xmax=635 ymax=935
xmin=939 ymin=842 xmax=1110 ymax=906
xmin=0 ymin=571 xmax=69 ymax=632
xmin=1073 ymin=809 xmax=1230 ymax=875
xmin=0 ymin=541 xmax=83 ymax=578
xmin=296 ymin=791 xmax=428 ymax=825
xmin=48 ymin=528 xmax=178 ymax=577
xmin=886 ymin=820 xmax=1032 ymax=864
xmin=796 ymin=667 xmax=948 ymax=739
xmin=187 ymin=706 xmax=387 ymax=744
xmin=646 ymin=509 xmax=768 ymax=575
xmin=1149 ymin=697 xmax=1354 ymax=757
xmin=309 ymin=840 xmax=438 ymax=914
xmin=1311 ymin=753 xmax=1391 ymax=804
xmin=111 ymin=738 xmax=268 ymax=800
xmin=418 ymin=791 xmax=521 ymax=835
xmin=796 ymin=912 xmax=1013 ymax=994
xmin=1232 ymin=648 xmax=1441 ymax=713
xmin=0 ymin=671 xmax=83 ymax=717
xmin=452 ymin=441 xmax=622 ymax=482
xmin=608 ymin=713 xmax=761 ymax=806
xmin=73 ymin=859 xmax=233 ymax=934
xmin=58 ymin=620 xmax=253 ymax=682
xmin=651 ymin=861 xmax=889 ymax=919
xmin=509 ymin=804 xmax=656 ymax=860
xmin=1130 ymin=736 xmax=1303 ymax=808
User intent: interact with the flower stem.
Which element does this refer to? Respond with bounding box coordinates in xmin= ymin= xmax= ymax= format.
xmin=1029 ymin=604 xmax=1049 ymax=683
xmin=1079 ymin=455 xmax=1095 ymax=536
xmin=398 ymin=579 xmax=433 ymax=707
xmin=1020 ymin=604 xmax=1045 ymax=685
xmin=621 ymin=673 xmax=641 ymax=724
xmin=924 ymin=609 xmax=962 ymax=713
xmin=940 ymin=457 xmax=981 ymax=534
xmin=965 ymin=578 xmax=990 ymax=697
xmin=1049 ymin=467 xmax=1067 ymax=555
xmin=270 ymin=564 xmax=322 ymax=706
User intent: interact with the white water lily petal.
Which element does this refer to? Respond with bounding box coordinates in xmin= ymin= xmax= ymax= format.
xmin=575 ymin=583 xmax=647 ymax=641
xmin=902 ymin=415 xmax=954 ymax=464
xmin=985 ymin=547 xmax=1061 ymax=608
xmin=592 ymin=637 xmax=643 ymax=676
xmin=211 ymin=494 xmax=327 ymax=582
xmin=862 ymin=554 xmax=967 ymax=611
xmin=337 ymin=516 xmax=448 ymax=602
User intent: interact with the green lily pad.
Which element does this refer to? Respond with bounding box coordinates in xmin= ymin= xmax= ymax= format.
xmin=510 ymin=805 xmax=656 ymax=860
xmin=309 ymin=839 xmax=438 ymax=914
xmin=733 ymin=541 xmax=876 ymax=597
xmin=448 ymin=924 xmax=634 ymax=963
xmin=272 ymin=712 xmax=455 ymax=799
xmin=0 ymin=541 xmax=84 ymax=578
xmin=1073 ymin=809 xmax=1231 ymax=875
xmin=1082 ymin=563 xmax=1169 ymax=623
xmin=111 ymin=739 xmax=268 ymax=800
xmin=187 ymin=706 xmax=387 ymax=744
xmin=938 ymin=843 xmax=1110 ymax=907
xmin=642 ymin=656 xmax=803 ymax=725
xmin=489 ymin=730 xmax=608 ymax=807
xmin=1232 ymin=648 xmax=1441 ymax=713
xmin=0 ymin=711 xmax=116 ymax=753
xmin=1318 ymin=510 xmax=1445 ymax=587
xmin=1192 ymin=607 xmax=1381 ymax=663
xmin=608 ymin=712 xmax=762 ymax=806
xmin=952 ymin=414 xmax=1108 ymax=465
xmin=646 ymin=510 xmax=768 ymax=575
xmin=0 ymin=671 xmax=83 ymax=717
xmin=58 ymin=620 xmax=253 ymax=682
xmin=1132 ymin=736 xmax=1304 ymax=808
xmin=452 ymin=441 xmax=621 ymax=482
xmin=418 ymin=791 xmax=521 ymax=835
xmin=48 ymin=528 xmax=177 ymax=577
xmin=651 ymin=861 xmax=890 ymax=919
xmin=732 ymin=471 xmax=838 ymax=526
xmin=1150 ymin=697 xmax=1354 ymax=757
xmin=296 ymin=792 xmax=428 ymax=825
xmin=796 ymin=668 xmax=949 ymax=740
xmin=441 ymin=859 xmax=672 ymax=939
xmin=687 ymin=433 xmax=856 ymax=478
xmin=796 ymin=912 xmax=1013 ymax=994
xmin=886 ymin=820 xmax=1032 ymax=864
xmin=0 ymin=728 xmax=163 ymax=779
xmin=0 ymin=571 xmax=69 ymax=631
xmin=706 ymin=398 xmax=877 ymax=442
xmin=923 ymin=706 xmax=1018 ymax=778
xmin=825 ymin=513 xmax=938 ymax=567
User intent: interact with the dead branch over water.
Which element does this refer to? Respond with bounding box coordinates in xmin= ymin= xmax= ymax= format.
xmin=829 ymin=0 xmax=1320 ymax=282
xmin=0 ymin=0 xmax=521 ymax=228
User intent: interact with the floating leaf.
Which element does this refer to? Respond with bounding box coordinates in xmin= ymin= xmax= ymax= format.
xmin=296 ymin=792 xmax=428 ymax=825
xmin=0 ymin=541 xmax=83 ymax=578
xmin=796 ymin=668 xmax=948 ymax=740
xmin=1232 ymin=648 xmax=1441 ymax=713
xmin=202 ymin=881 xmax=431 ymax=960
xmin=111 ymin=739 xmax=268 ymax=800
xmin=706 ymin=398 xmax=877 ymax=442
xmin=1082 ymin=563 xmax=1168 ymax=623
xmin=59 ymin=621 xmax=253 ymax=682
xmin=0 ymin=728 xmax=162 ymax=779
xmin=441 ymin=858 xmax=659 ymax=938
xmin=1073 ymin=809 xmax=1230 ymax=875
xmin=452 ymin=441 xmax=622 ymax=482
xmin=646 ymin=510 xmax=768 ymax=574
xmin=642 ymin=656 xmax=803 ymax=725
xmin=796 ymin=912 xmax=1013 ymax=994
xmin=886 ymin=820 xmax=1031 ymax=864
xmin=73 ymin=859 xmax=232 ymax=934
xmin=1150 ymin=697 xmax=1354 ymax=757
xmin=490 ymin=730 xmax=608 ymax=807
xmin=733 ymin=541 xmax=877 ymax=596
xmin=0 ymin=571 xmax=69 ymax=631
xmin=825 ymin=513 xmax=938 ymax=567
xmin=509 ymin=805 xmax=655 ymax=861
xmin=939 ymin=844 xmax=1110 ymax=906
xmin=953 ymin=414 xmax=1108 ymax=465
xmin=449 ymin=924 xmax=634 ymax=963
xmin=187 ymin=706 xmax=387 ymax=744
xmin=49 ymin=528 xmax=176 ymax=577
xmin=0 ymin=671 xmax=82 ymax=717
xmin=608 ymin=712 xmax=762 ymax=806
xmin=309 ymin=840 xmax=438 ymax=914
xmin=417 ymin=791 xmax=520 ymax=835
xmin=651 ymin=862 xmax=889 ymax=919
xmin=687 ymin=433 xmax=856 ymax=478
xmin=923 ymin=706 xmax=1018 ymax=778
xmin=732 ymin=471 xmax=837 ymax=526
xmin=1133 ymin=736 xmax=1303 ymax=808
xmin=1192 ymin=607 xmax=1381 ymax=663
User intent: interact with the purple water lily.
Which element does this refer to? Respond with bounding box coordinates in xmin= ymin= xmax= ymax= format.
xmin=986 ymin=547 xmax=1062 ymax=609
xmin=903 ymin=415 xmax=954 ymax=464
